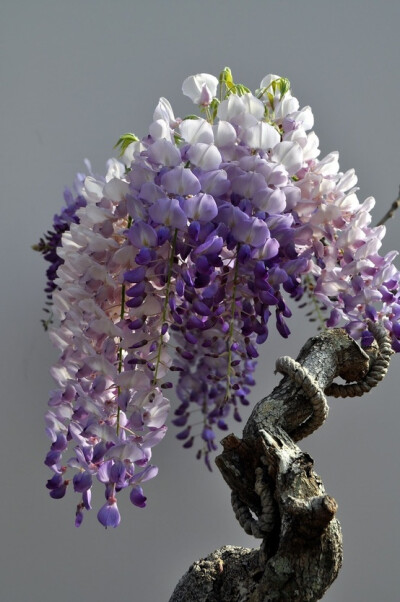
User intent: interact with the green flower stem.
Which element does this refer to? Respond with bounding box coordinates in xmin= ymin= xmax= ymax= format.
xmin=303 ymin=274 xmax=327 ymax=331
xmin=225 ymin=247 xmax=240 ymax=403
xmin=153 ymin=229 xmax=178 ymax=384
xmin=203 ymin=105 xmax=213 ymax=124
xmin=116 ymin=216 xmax=132 ymax=435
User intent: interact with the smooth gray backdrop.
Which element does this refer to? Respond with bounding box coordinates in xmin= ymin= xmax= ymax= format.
xmin=1 ymin=1 xmax=399 ymax=600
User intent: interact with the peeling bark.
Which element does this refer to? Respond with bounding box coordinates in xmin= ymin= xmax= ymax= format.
xmin=170 ymin=326 xmax=392 ymax=602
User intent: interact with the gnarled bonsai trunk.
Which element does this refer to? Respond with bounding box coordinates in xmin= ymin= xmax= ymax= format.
xmin=170 ymin=325 xmax=392 ymax=602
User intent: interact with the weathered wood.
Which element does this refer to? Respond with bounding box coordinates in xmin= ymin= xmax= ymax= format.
xmin=170 ymin=326 xmax=391 ymax=602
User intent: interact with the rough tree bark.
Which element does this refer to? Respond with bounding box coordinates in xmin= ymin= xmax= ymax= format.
xmin=170 ymin=324 xmax=392 ymax=602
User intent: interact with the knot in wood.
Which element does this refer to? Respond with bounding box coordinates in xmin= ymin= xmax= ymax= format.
xmin=325 ymin=321 xmax=393 ymax=398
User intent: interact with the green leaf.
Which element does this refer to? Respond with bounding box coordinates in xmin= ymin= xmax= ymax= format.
xmin=182 ymin=114 xmax=200 ymax=120
xmin=234 ymin=84 xmax=251 ymax=96
xmin=279 ymin=77 xmax=291 ymax=97
xmin=270 ymin=77 xmax=291 ymax=99
xmin=114 ymin=133 xmax=139 ymax=156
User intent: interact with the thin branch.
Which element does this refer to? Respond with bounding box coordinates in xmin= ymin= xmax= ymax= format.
xmin=375 ymin=186 xmax=400 ymax=227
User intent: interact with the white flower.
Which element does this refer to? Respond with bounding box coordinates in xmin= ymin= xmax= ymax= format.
xmin=182 ymin=73 xmax=218 ymax=105
xmin=241 ymin=122 xmax=280 ymax=150
xmin=153 ymin=97 xmax=176 ymax=126
xmin=290 ymin=106 xmax=314 ymax=131
xmin=336 ymin=168 xmax=358 ymax=192
xmin=149 ymin=119 xmax=173 ymax=141
xmin=302 ymin=131 xmax=320 ymax=161
xmin=121 ymin=140 xmax=145 ymax=166
xmin=240 ymin=93 xmax=265 ymax=119
xmin=143 ymin=392 xmax=170 ymax=428
xmin=274 ymin=95 xmax=300 ymax=120
xmin=179 ymin=118 xmax=214 ymax=144
xmin=82 ymin=176 xmax=104 ymax=203
xmin=187 ymin=143 xmax=222 ymax=170
xmin=283 ymin=126 xmax=308 ymax=148
xmin=271 ymin=141 xmax=304 ymax=175
xmin=147 ymin=138 xmax=181 ymax=166
xmin=259 ymin=73 xmax=281 ymax=90
xmin=103 ymin=178 xmax=131 ymax=202
xmin=217 ymin=94 xmax=244 ymax=122
xmin=212 ymin=120 xmax=237 ymax=147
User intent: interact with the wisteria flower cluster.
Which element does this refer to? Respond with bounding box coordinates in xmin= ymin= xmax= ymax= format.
xmin=33 ymin=171 xmax=87 ymax=329
xmin=37 ymin=68 xmax=400 ymax=528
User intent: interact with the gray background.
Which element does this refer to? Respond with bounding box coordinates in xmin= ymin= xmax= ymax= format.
xmin=1 ymin=1 xmax=399 ymax=600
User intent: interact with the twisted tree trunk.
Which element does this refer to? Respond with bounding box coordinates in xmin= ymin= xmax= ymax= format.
xmin=170 ymin=325 xmax=392 ymax=602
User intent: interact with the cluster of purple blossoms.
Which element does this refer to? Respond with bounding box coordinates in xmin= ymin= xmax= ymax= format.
xmin=38 ymin=68 xmax=400 ymax=527
xmin=34 ymin=171 xmax=87 ymax=329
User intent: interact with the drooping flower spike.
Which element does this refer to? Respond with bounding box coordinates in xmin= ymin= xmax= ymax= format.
xmin=37 ymin=67 xmax=400 ymax=527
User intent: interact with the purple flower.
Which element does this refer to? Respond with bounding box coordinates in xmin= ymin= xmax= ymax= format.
xmin=160 ymin=166 xmax=201 ymax=195
xmin=46 ymin=474 xmax=69 ymax=499
xmin=130 ymin=486 xmax=147 ymax=508
xmin=38 ymin=68 xmax=400 ymax=528
xmin=124 ymin=266 xmax=147 ymax=283
xmin=149 ymin=198 xmax=187 ymax=230
xmin=97 ymin=498 xmax=121 ymax=529
xmin=232 ymin=216 xmax=270 ymax=248
xmin=127 ymin=221 xmax=158 ymax=248
xmin=73 ymin=471 xmax=92 ymax=493
xmin=181 ymin=193 xmax=218 ymax=222
xmin=33 ymin=175 xmax=86 ymax=329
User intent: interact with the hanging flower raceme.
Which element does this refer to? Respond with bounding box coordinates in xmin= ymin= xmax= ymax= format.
xmin=36 ymin=67 xmax=400 ymax=527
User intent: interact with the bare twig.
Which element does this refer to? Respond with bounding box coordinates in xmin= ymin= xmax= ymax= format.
xmin=375 ymin=186 xmax=400 ymax=227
